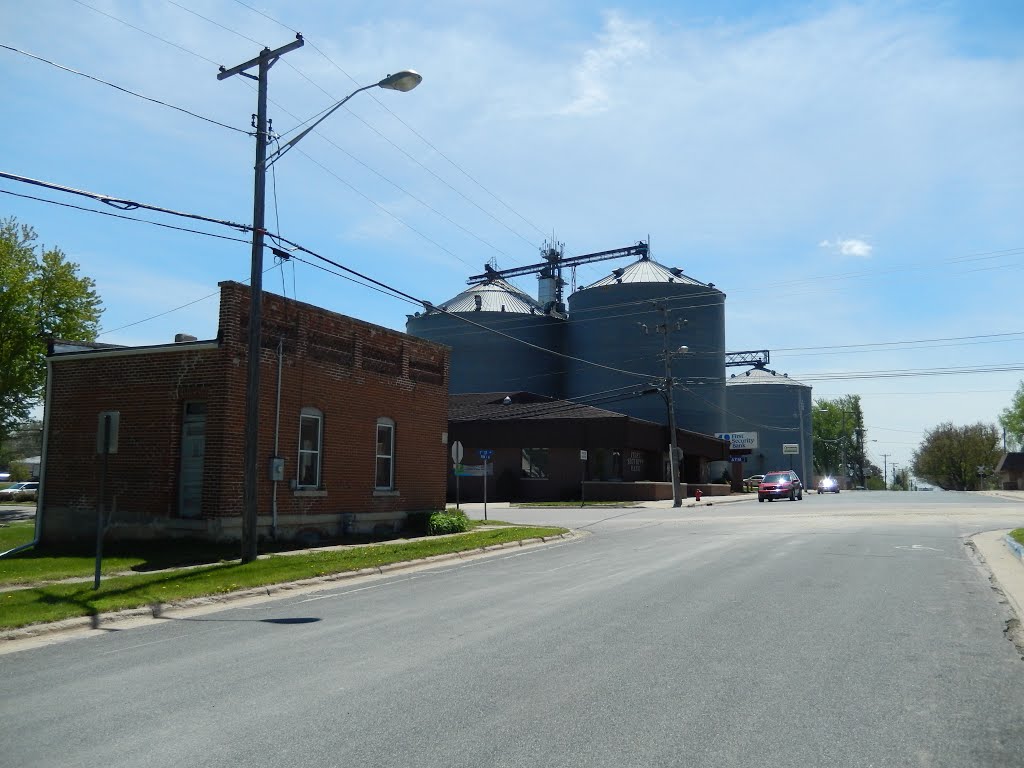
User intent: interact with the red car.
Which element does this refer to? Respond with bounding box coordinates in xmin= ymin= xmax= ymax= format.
xmin=758 ymin=471 xmax=803 ymax=502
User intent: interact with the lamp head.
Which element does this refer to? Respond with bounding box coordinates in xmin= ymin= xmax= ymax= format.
xmin=378 ymin=70 xmax=422 ymax=92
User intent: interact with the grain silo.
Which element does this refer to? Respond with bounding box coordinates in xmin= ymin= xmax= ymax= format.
xmin=565 ymin=255 xmax=726 ymax=438
xmin=406 ymin=278 xmax=565 ymax=397
xmin=725 ymin=366 xmax=813 ymax=482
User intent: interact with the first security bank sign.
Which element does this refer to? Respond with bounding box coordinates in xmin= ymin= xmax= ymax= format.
xmin=715 ymin=432 xmax=759 ymax=450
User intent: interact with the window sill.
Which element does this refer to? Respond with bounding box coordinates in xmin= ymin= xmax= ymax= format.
xmin=293 ymin=489 xmax=327 ymax=498
xmin=373 ymin=489 xmax=400 ymax=497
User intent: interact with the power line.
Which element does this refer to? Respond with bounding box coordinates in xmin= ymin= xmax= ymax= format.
xmin=0 ymin=188 xmax=252 ymax=244
xmin=229 ymin=0 xmax=550 ymax=248
xmin=1 ymin=44 xmax=250 ymax=134
xmin=0 ymin=171 xmax=252 ymax=234
xmin=160 ymin=0 xmax=537 ymax=265
xmin=71 ymin=0 xmax=222 ymax=67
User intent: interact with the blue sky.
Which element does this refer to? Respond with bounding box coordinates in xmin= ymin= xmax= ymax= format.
xmin=3 ymin=0 xmax=1023 ymax=477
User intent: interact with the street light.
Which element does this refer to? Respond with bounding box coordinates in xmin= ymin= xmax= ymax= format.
xmin=219 ymin=39 xmax=422 ymax=563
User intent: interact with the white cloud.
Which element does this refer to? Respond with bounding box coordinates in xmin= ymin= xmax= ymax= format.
xmin=819 ymin=238 xmax=874 ymax=258
xmin=560 ymin=11 xmax=651 ymax=116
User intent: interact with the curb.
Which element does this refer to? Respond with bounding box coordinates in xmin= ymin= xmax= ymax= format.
xmin=1004 ymin=534 xmax=1024 ymax=563
xmin=0 ymin=531 xmax=580 ymax=643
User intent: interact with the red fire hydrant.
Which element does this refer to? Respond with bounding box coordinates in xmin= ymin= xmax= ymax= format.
xmin=695 ymin=489 xmax=702 ymax=502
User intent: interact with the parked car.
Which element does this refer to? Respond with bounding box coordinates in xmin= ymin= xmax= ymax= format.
xmin=817 ymin=476 xmax=840 ymax=494
xmin=2 ymin=481 xmax=38 ymax=505
xmin=0 ymin=482 xmax=29 ymax=500
xmin=758 ymin=471 xmax=803 ymax=502
xmin=13 ymin=482 xmax=39 ymax=502
xmin=744 ymin=474 xmax=765 ymax=491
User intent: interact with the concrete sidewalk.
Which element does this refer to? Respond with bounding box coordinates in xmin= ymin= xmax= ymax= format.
xmin=454 ymin=493 xmax=757 ymax=516
xmin=971 ymin=529 xmax=1024 ymax=629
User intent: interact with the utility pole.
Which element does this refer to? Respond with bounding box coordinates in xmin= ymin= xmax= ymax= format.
xmin=644 ymin=305 xmax=687 ymax=508
xmin=219 ymin=35 xmax=304 ymax=563
xmin=881 ymin=453 xmax=890 ymax=490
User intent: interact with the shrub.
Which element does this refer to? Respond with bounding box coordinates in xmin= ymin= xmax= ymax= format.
xmin=427 ymin=509 xmax=470 ymax=536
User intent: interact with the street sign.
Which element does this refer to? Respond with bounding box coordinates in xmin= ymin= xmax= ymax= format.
xmin=451 ymin=440 xmax=464 ymax=464
xmin=454 ymin=464 xmax=493 ymax=477
xmin=478 ymin=449 xmax=493 ymax=460
xmin=580 ymin=450 xmax=588 ymax=461
xmin=715 ymin=431 xmax=758 ymax=450
xmin=782 ymin=443 xmax=800 ymax=455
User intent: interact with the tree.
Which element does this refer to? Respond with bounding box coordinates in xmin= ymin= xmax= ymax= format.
xmin=0 ymin=418 xmax=43 ymax=467
xmin=813 ymin=395 xmax=865 ymax=483
xmin=0 ymin=218 xmax=102 ymax=443
xmin=911 ymin=422 xmax=1002 ymax=491
xmin=999 ymin=380 xmax=1024 ymax=451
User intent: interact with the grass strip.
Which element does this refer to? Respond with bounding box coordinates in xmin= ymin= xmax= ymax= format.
xmin=0 ymin=526 xmax=567 ymax=630
xmin=1010 ymin=529 xmax=1024 ymax=547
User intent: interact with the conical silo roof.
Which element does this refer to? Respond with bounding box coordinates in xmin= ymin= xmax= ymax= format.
xmin=583 ymin=255 xmax=712 ymax=289
xmin=727 ymin=366 xmax=809 ymax=387
xmin=429 ymin=278 xmax=550 ymax=315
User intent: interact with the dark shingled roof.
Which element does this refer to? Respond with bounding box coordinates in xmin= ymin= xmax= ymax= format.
xmin=996 ymin=452 xmax=1024 ymax=473
xmin=450 ymin=392 xmax=636 ymax=422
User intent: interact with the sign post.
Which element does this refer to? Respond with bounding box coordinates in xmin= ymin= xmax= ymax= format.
xmin=451 ymin=441 xmax=464 ymax=510
xmin=579 ymin=450 xmax=588 ymax=507
xmin=95 ymin=411 xmax=119 ymax=590
xmin=479 ymin=450 xmax=493 ymax=521
xmin=782 ymin=443 xmax=799 ymax=470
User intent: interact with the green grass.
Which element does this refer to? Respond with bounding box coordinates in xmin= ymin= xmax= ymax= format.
xmin=1010 ymin=529 xmax=1024 ymax=547
xmin=0 ymin=525 xmax=567 ymax=630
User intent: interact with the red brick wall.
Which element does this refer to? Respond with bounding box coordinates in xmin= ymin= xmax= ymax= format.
xmin=41 ymin=282 xmax=449 ymax=545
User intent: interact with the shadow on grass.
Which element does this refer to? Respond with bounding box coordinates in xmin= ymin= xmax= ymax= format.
xmin=25 ymin=560 xmax=255 ymax=624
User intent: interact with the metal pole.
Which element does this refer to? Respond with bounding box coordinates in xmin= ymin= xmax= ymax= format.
xmin=483 ymin=457 xmax=488 ymax=521
xmin=94 ymin=415 xmax=110 ymax=590
xmin=841 ymin=409 xmax=847 ymax=490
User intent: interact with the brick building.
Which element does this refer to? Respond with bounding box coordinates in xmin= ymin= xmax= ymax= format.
xmin=447 ymin=392 xmax=730 ymax=503
xmin=39 ymin=281 xmax=449 ymax=546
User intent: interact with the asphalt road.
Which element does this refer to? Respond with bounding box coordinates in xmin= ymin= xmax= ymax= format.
xmin=3 ymin=491 xmax=1024 ymax=767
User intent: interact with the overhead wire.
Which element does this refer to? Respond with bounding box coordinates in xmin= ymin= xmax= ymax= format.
xmin=0 ymin=44 xmax=251 ymax=135
xmin=227 ymin=0 xmax=549 ymax=250
xmin=0 ymin=188 xmax=252 ymax=245
xmin=9 ymin=169 xmax=1021 ymax=390
xmin=161 ymin=0 xmax=533 ymax=266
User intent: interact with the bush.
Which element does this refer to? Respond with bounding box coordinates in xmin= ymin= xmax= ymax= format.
xmin=427 ymin=509 xmax=470 ymax=536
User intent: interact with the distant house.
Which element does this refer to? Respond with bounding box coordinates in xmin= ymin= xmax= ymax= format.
xmin=12 ymin=456 xmax=41 ymax=480
xmin=447 ymin=392 xmax=730 ymax=502
xmin=39 ymin=281 xmax=450 ymax=547
xmin=996 ymin=452 xmax=1024 ymax=491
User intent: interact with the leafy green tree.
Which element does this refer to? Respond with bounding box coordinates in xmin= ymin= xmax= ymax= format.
xmin=813 ymin=395 xmax=864 ymax=483
xmin=999 ymin=380 xmax=1024 ymax=451
xmin=0 ymin=218 xmax=102 ymax=443
xmin=911 ymin=422 xmax=1001 ymax=491
xmin=0 ymin=418 xmax=44 ymax=469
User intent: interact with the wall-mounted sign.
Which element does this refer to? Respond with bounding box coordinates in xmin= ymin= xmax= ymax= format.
xmin=715 ymin=431 xmax=759 ymax=450
xmin=782 ymin=444 xmax=800 ymax=455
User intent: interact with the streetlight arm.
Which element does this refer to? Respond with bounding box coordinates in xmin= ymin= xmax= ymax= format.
xmin=266 ymin=83 xmax=378 ymax=168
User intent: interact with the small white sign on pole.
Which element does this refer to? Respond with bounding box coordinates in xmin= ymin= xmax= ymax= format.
xmin=580 ymin=450 xmax=588 ymax=461
xmin=782 ymin=444 xmax=800 ymax=455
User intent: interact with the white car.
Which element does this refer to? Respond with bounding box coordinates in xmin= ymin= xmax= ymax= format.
xmin=0 ymin=482 xmax=30 ymax=500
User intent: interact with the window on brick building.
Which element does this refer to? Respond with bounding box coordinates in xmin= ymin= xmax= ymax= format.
xmin=521 ymin=448 xmax=549 ymax=479
xmin=298 ymin=408 xmax=323 ymax=488
xmin=375 ymin=417 xmax=395 ymax=490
